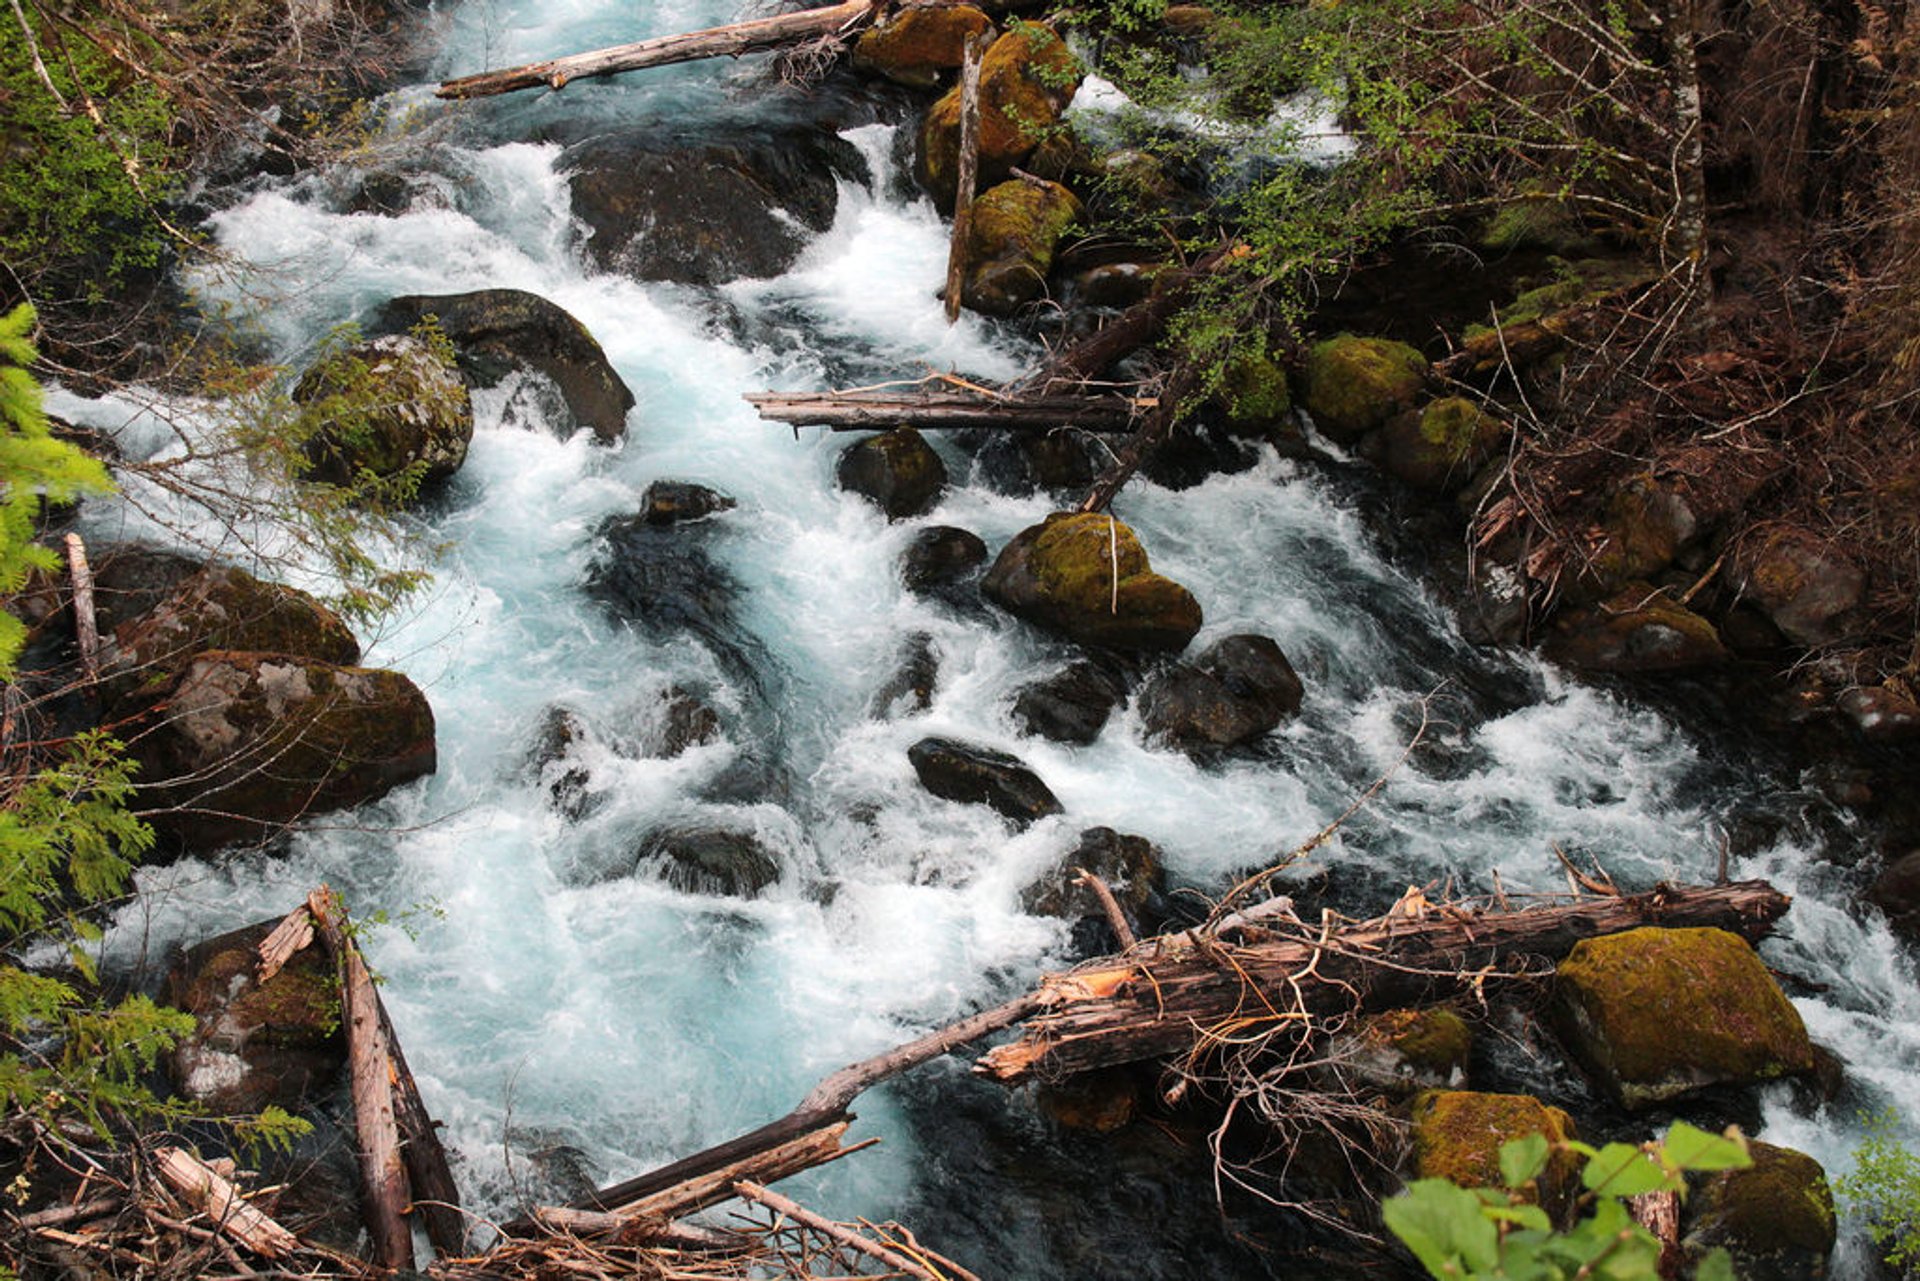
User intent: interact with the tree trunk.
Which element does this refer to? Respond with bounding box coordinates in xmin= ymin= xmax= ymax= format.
xmin=974 ymin=880 xmax=1791 ymax=1085
xmin=744 ymin=389 xmax=1140 ymax=432
xmin=436 ymin=0 xmax=880 ymax=98
xmin=944 ymin=33 xmax=988 ymax=324
xmin=1663 ymin=0 xmax=1710 ymax=302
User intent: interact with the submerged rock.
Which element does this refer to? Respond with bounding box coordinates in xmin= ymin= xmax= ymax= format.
xmin=132 ymin=651 xmax=436 ymax=853
xmin=633 ymin=823 xmax=781 ymax=898
xmin=168 ymin=918 xmax=344 ymax=1115
xmin=1010 ymin=658 xmax=1130 ymax=744
xmin=587 ymin=509 xmax=763 ymax=689
xmin=916 ymin=24 xmax=1082 ymax=210
xmin=293 ymin=332 xmax=473 ymax=491
xmin=1299 ymin=334 xmax=1428 ymax=444
xmin=982 ymin=512 xmax=1202 ymax=654
xmin=853 ymin=3 xmax=993 ymax=86
xmin=567 ymin=126 xmax=867 ymax=285
xmin=376 ymin=289 xmax=635 ymax=443
xmin=900 ymin=525 xmax=988 ymax=597
xmin=974 ymin=429 xmax=1102 ymax=494
xmin=1553 ymin=926 xmax=1813 ymax=1109
xmin=1329 ymin=1008 xmax=1471 ymax=1096
xmin=961 ymin=178 xmax=1081 ymax=316
xmin=1546 ymin=586 xmax=1727 ymax=673
xmin=1681 ymin=1141 xmax=1836 ymax=1280
xmin=1409 ymin=1089 xmax=1582 ymax=1215
xmin=1137 ymin=633 xmax=1302 ymax=752
xmin=645 ymin=685 xmax=724 ymax=757
xmin=871 ymin=632 xmax=939 ymax=718
xmin=837 ymin=428 xmax=947 ymax=520
xmin=528 ymin=705 xmax=599 ymax=821
xmin=908 ymin=736 xmax=1063 ymax=824
xmin=636 ymin=480 xmax=737 ymax=527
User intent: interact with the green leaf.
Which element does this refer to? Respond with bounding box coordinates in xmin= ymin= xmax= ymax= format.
xmin=1501 ymin=1132 xmax=1551 ymax=1189
xmin=1659 ymin=1121 xmax=1750 ymax=1173
xmin=1583 ymin=1141 xmax=1670 ymax=1197
xmin=1694 ymin=1247 xmax=1739 ymax=1281
xmin=1384 ymin=1178 xmax=1501 ymax=1275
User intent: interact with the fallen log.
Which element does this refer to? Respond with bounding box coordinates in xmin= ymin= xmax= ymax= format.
xmin=1076 ymin=358 xmax=1202 ymax=513
xmin=744 ymin=388 xmax=1141 ymax=432
xmin=437 ymin=0 xmax=880 ymax=99
xmin=63 ymin=534 xmax=99 ymax=687
xmin=151 ymin=1146 xmax=299 ymax=1260
xmin=1022 ymin=245 xmax=1232 ymax=394
xmin=975 ymin=879 xmax=1791 ymax=1085
xmin=943 ymin=32 xmax=989 ymax=326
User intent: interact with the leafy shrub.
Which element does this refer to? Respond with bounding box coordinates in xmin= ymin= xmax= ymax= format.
xmin=1837 ymin=1110 xmax=1920 ymax=1275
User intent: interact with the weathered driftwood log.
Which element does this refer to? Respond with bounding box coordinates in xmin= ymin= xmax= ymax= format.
xmin=943 ymin=32 xmax=989 ymax=326
xmin=151 ymin=1146 xmax=299 ymax=1259
xmin=437 ymin=0 xmax=880 ymax=98
xmin=745 ymin=389 xmax=1140 ymax=432
xmin=63 ymin=534 xmax=99 ymax=687
xmin=975 ymin=880 xmax=1791 ymax=1085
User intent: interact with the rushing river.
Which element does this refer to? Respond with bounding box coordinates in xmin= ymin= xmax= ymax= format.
xmin=49 ymin=0 xmax=1920 ymax=1274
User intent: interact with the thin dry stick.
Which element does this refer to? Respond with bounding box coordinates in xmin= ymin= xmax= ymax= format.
xmin=1074 ymin=867 xmax=1138 ymax=950
xmin=64 ymin=534 xmax=100 ymax=686
xmin=733 ymin=1181 xmax=945 ymax=1281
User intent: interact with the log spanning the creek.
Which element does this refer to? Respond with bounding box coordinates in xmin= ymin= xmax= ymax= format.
xmin=745 ymin=388 xmax=1143 ymax=432
xmin=436 ymin=0 xmax=882 ymax=98
xmin=975 ymin=879 xmax=1792 ymax=1084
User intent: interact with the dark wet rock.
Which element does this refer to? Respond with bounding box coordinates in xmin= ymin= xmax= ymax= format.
xmin=587 ymin=511 xmax=767 ymax=694
xmin=853 ymin=3 xmax=994 ymax=87
xmin=566 ymin=127 xmax=868 ymax=286
xmin=100 ymin=561 xmax=359 ymax=715
xmin=1458 ymin=557 xmax=1531 ymax=647
xmin=528 ymin=706 xmax=599 ymax=821
xmin=837 ymin=428 xmax=947 ymax=519
xmin=1138 ymin=417 xmax=1262 ymax=490
xmin=1735 ymin=528 xmax=1866 ymax=647
xmin=131 ymin=651 xmax=436 ymax=853
xmin=293 ymin=332 xmax=473 ymax=490
xmin=167 ymin=918 xmax=344 ymax=1115
xmin=1327 ymin=1009 xmax=1471 ymax=1097
xmin=1681 ymin=1141 xmax=1836 ymax=1281
xmin=1010 ymin=658 xmax=1130 ymax=744
xmin=908 ymin=736 xmax=1062 ymax=824
xmin=1212 ymin=348 xmax=1293 ymax=433
xmin=645 ymin=685 xmax=724 ymax=757
xmin=1298 ymin=334 xmax=1428 ymax=444
xmin=901 ymin=525 xmax=988 ymax=597
xmin=637 ymin=480 xmax=736 ymax=527
xmin=1868 ymin=850 xmax=1920 ymax=940
xmin=375 ymin=289 xmax=634 ymax=443
xmin=871 ymin=632 xmax=939 ymax=718
xmin=1838 ymin=685 xmax=1920 ymax=742
xmin=1071 ymin=261 xmax=1161 ymax=309
xmin=1022 ymin=826 xmax=1163 ymax=933
xmin=1545 ymin=586 xmax=1728 ymax=673
xmin=633 ymin=823 xmax=780 ymax=897
xmin=1138 ymin=634 xmax=1302 ymax=751
xmin=1037 ymin=1067 xmax=1141 ymax=1133
xmin=982 ymin=512 xmax=1202 ymax=654
xmin=961 ymin=178 xmax=1081 ymax=316
xmin=974 ymin=429 xmax=1103 ymax=495
xmin=1553 ymin=926 xmax=1813 ymax=1110
xmin=916 ymin=24 xmax=1081 ymax=210
xmin=1364 ymin=397 xmax=1507 ymax=493
xmin=1409 ymin=1090 xmax=1582 ymax=1216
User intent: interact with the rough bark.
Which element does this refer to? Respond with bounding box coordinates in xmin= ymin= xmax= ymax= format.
xmin=944 ymin=32 xmax=988 ymax=325
xmin=975 ymin=880 xmax=1791 ymax=1084
xmin=436 ymin=0 xmax=881 ymax=98
xmin=745 ymin=389 xmax=1140 ymax=432
xmin=63 ymin=534 xmax=99 ymax=687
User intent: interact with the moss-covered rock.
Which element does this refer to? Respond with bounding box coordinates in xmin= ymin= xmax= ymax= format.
xmin=1580 ymin=477 xmax=1700 ymax=595
xmin=1735 ymin=527 xmax=1866 ymax=647
xmin=1554 ymin=926 xmax=1813 ymax=1110
xmin=1214 ymin=348 xmax=1293 ymax=432
xmin=1545 ymin=585 xmax=1728 ymax=673
xmin=1332 ymin=1008 xmax=1471 ymax=1095
xmin=102 ymin=562 xmax=359 ymax=714
xmin=982 ymin=512 xmax=1202 ymax=653
xmin=853 ymin=4 xmax=993 ymax=87
xmin=1681 ymin=1141 xmax=1836 ymax=1280
xmin=836 ymin=427 xmax=947 ymax=520
xmin=1299 ymin=335 xmax=1428 ymax=444
xmin=1408 ymin=1090 xmax=1581 ymax=1215
xmin=1368 ymin=397 xmax=1507 ymax=492
xmin=132 ymin=650 xmax=437 ymax=854
xmin=916 ymin=24 xmax=1081 ymax=211
xmin=167 ymin=918 xmax=344 ymax=1115
xmin=294 ymin=332 xmax=473 ymax=491
xmin=961 ymin=178 xmax=1081 ymax=316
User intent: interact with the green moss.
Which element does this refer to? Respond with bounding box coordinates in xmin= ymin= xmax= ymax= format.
xmin=1217 ymin=349 xmax=1292 ymax=425
xmin=984 ymin=512 xmax=1202 ymax=652
xmin=1463 ymin=257 xmax=1657 ymax=339
xmin=1372 ymin=1008 xmax=1472 ymax=1073
xmin=1556 ymin=926 xmax=1813 ymax=1109
xmin=1688 ymin=1142 xmax=1838 ymax=1271
xmin=918 ymin=24 xmax=1082 ymax=206
xmin=964 ymin=179 xmax=1082 ymax=314
xmin=853 ymin=5 xmax=994 ymax=85
xmin=1299 ymin=334 xmax=1427 ymax=443
xmin=183 ymin=940 xmax=340 ymax=1049
xmin=1410 ymin=1090 xmax=1580 ymax=1212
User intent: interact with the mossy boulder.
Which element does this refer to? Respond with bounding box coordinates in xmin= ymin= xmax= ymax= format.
xmin=1545 ymin=585 xmax=1728 ymax=673
xmin=907 ymin=736 xmax=1063 ymax=825
xmin=853 ymin=4 xmax=994 ymax=87
xmin=837 ymin=427 xmax=947 ymax=520
xmin=131 ymin=650 xmax=437 ymax=853
xmin=1553 ymin=926 xmax=1813 ymax=1110
xmin=871 ymin=631 xmax=939 ymax=719
xmin=1408 ymin=1090 xmax=1581 ymax=1215
xmin=1331 ymin=1008 xmax=1471 ymax=1095
xmin=1580 ymin=477 xmax=1700 ymax=595
xmin=1137 ymin=633 xmax=1303 ymax=752
xmin=982 ymin=511 xmax=1202 ymax=654
xmin=167 ymin=918 xmax=344 ymax=1115
xmin=294 ymin=332 xmax=473 ymax=490
xmin=916 ymin=24 xmax=1082 ymax=211
xmin=1735 ymin=527 xmax=1866 ymax=647
xmin=1213 ymin=349 xmax=1293 ymax=432
xmin=1367 ymin=397 xmax=1507 ymax=492
xmin=1299 ymin=335 xmax=1428 ymax=444
xmin=1681 ymin=1141 xmax=1836 ymax=1280
xmin=961 ymin=178 xmax=1082 ymax=316
xmin=102 ymin=562 xmax=360 ymax=714
xmin=375 ymin=289 xmax=635 ymax=443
